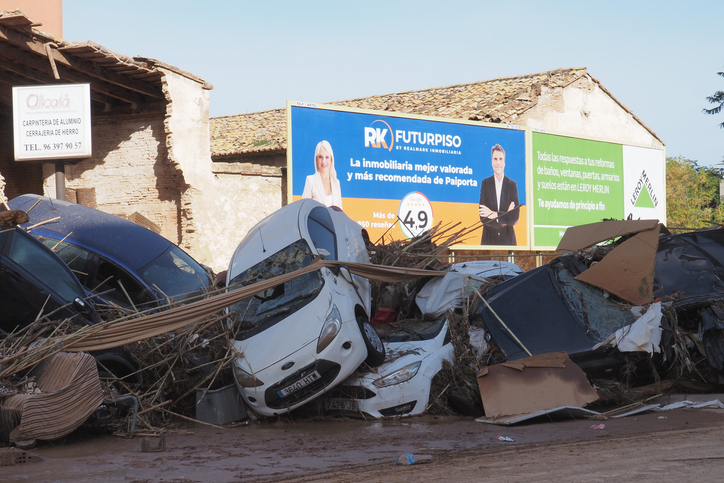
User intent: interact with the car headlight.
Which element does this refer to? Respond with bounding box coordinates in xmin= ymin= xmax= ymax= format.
xmin=233 ymin=364 xmax=264 ymax=387
xmin=373 ymin=361 xmax=422 ymax=388
xmin=317 ymin=305 xmax=342 ymax=353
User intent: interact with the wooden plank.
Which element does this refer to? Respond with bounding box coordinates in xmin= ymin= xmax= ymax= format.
xmin=211 ymin=162 xmax=282 ymax=177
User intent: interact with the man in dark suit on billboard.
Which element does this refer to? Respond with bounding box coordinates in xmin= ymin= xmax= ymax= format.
xmin=478 ymin=144 xmax=519 ymax=245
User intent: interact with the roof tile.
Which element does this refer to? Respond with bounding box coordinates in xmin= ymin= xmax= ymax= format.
xmin=209 ymin=67 xmax=654 ymax=157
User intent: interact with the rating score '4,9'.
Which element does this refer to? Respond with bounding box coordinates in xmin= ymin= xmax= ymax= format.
xmin=398 ymin=191 xmax=433 ymax=239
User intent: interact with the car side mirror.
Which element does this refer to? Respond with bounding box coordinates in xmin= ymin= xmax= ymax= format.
xmin=338 ymin=266 xmax=358 ymax=289
xmin=73 ymin=297 xmax=93 ymax=316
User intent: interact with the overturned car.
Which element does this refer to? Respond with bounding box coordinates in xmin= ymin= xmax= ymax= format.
xmin=473 ymin=223 xmax=724 ymax=385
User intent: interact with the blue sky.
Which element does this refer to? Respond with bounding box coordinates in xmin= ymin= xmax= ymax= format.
xmin=63 ymin=0 xmax=723 ymax=166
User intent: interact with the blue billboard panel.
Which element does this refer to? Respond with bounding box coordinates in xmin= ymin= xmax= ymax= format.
xmin=289 ymin=103 xmax=528 ymax=247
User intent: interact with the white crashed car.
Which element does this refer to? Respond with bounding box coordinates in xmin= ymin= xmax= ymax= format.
xmin=226 ymin=199 xmax=385 ymax=417
xmin=322 ymin=318 xmax=454 ymax=418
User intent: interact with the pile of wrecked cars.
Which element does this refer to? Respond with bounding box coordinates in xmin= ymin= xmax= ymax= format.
xmin=3 ymin=193 xmax=724 ymax=442
xmin=223 ymin=199 xmax=524 ymax=419
xmin=0 ymin=194 xmax=216 ymax=446
xmin=227 ymin=216 xmax=724 ymax=421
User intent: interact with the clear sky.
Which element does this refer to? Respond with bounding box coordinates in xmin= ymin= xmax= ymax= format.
xmin=63 ymin=0 xmax=723 ymax=166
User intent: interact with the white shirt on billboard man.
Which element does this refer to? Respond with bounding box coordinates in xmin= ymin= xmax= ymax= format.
xmin=302 ymin=140 xmax=343 ymax=209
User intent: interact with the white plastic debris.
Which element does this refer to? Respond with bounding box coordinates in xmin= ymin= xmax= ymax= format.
xmin=468 ymin=326 xmax=489 ymax=359
xmin=415 ymin=261 xmax=522 ymax=318
xmin=656 ymin=399 xmax=724 ymax=411
xmin=614 ymin=302 xmax=662 ymax=354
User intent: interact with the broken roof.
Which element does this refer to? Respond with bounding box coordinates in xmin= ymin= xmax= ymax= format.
xmin=210 ymin=67 xmax=662 ymax=157
xmin=0 ymin=9 xmax=212 ymax=117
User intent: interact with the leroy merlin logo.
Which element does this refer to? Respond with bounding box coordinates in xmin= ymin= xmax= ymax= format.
xmin=630 ymin=170 xmax=658 ymax=208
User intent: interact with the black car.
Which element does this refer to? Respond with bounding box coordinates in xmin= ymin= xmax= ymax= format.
xmin=473 ymin=227 xmax=724 ymax=382
xmin=0 ymin=226 xmax=97 ymax=333
xmin=0 ymin=224 xmax=139 ymax=379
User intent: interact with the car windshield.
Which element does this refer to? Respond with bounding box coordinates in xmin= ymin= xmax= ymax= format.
xmin=139 ymin=245 xmax=210 ymax=303
xmin=553 ymin=260 xmax=636 ymax=342
xmin=228 ymin=239 xmax=323 ymax=340
xmin=37 ymin=235 xmax=157 ymax=310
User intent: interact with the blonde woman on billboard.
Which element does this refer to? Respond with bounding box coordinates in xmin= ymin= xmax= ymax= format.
xmin=302 ymin=140 xmax=343 ymax=209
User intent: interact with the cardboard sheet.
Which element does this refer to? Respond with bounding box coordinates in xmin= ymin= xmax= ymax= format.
xmin=575 ymin=226 xmax=660 ymax=305
xmin=476 ymin=351 xmax=598 ymax=419
xmin=475 ymin=403 xmax=660 ymax=425
xmin=556 ymin=219 xmax=660 ymax=253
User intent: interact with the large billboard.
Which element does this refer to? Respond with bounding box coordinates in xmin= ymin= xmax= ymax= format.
xmin=531 ymin=132 xmax=666 ymax=248
xmin=288 ymin=102 xmax=528 ymax=248
xmin=288 ymin=103 xmax=666 ymax=251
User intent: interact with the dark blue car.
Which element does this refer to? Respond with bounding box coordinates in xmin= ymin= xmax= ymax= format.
xmin=8 ymin=194 xmax=211 ymax=312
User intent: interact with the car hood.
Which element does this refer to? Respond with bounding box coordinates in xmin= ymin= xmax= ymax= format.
xmin=347 ymin=319 xmax=450 ymax=383
xmin=231 ymin=289 xmax=336 ymax=373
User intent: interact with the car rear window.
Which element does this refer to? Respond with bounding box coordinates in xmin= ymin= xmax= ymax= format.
xmin=308 ymin=207 xmax=337 ymax=260
xmin=139 ymin=245 xmax=211 ymax=304
xmin=6 ymin=230 xmax=86 ymax=303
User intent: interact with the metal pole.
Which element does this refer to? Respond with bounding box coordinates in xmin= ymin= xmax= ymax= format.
xmin=54 ymin=161 xmax=65 ymax=201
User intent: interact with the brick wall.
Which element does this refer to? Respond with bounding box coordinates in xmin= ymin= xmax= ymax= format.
xmin=60 ymin=115 xmax=185 ymax=245
xmin=0 ymin=116 xmax=44 ymax=199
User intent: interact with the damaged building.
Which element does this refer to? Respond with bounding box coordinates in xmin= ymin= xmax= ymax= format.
xmin=1 ymin=7 xmax=664 ymax=272
xmin=0 ymin=7 xmax=223 ymax=270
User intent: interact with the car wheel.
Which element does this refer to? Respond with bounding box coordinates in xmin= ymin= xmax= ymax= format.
xmin=91 ymin=348 xmax=140 ymax=385
xmin=357 ymin=315 xmax=386 ymax=366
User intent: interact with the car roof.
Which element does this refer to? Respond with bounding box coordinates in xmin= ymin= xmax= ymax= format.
xmin=227 ymin=200 xmax=305 ymax=277
xmin=227 ymin=199 xmax=367 ymax=279
xmin=8 ymin=194 xmax=171 ymax=270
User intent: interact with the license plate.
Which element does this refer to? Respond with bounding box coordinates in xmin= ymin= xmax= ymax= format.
xmin=278 ymin=371 xmax=321 ymax=398
xmin=324 ymin=398 xmax=359 ymax=412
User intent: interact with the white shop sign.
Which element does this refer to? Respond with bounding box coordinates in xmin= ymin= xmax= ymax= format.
xmin=12 ymin=83 xmax=92 ymax=161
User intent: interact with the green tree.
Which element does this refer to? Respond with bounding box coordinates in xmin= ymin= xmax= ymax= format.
xmin=666 ymin=157 xmax=724 ymax=230
xmin=704 ymin=66 xmax=724 ymax=128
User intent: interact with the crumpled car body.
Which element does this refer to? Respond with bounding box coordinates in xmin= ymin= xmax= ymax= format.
xmin=474 ymin=227 xmax=724 ymax=380
xmin=322 ymin=318 xmax=454 ymax=418
xmin=0 ymin=226 xmax=98 ymax=333
xmin=416 ymin=260 xmax=523 ymax=318
xmin=226 ymin=199 xmax=385 ymax=417
xmin=8 ymin=194 xmax=211 ymax=311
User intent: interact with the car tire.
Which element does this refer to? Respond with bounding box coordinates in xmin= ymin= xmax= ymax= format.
xmin=91 ymin=348 xmax=140 ymax=385
xmin=357 ymin=315 xmax=386 ymax=366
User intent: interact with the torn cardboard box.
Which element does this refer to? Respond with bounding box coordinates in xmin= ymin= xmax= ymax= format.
xmin=476 ymin=351 xmax=598 ymax=420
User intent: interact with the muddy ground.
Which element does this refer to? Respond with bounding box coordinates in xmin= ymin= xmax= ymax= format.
xmin=4 ymin=398 xmax=724 ymax=483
